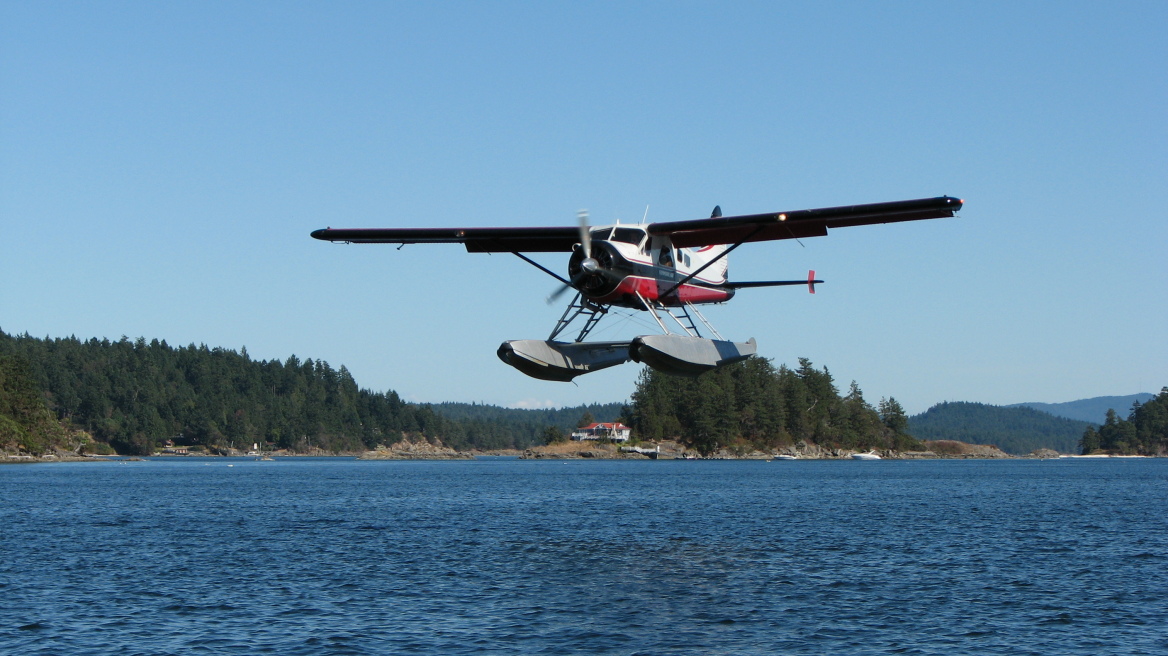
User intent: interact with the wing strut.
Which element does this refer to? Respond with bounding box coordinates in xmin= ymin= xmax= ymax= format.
xmin=659 ymin=224 xmax=766 ymax=299
xmin=512 ymin=252 xmax=571 ymax=285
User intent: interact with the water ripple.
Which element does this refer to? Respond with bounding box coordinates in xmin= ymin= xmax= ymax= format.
xmin=1 ymin=458 xmax=1166 ymax=654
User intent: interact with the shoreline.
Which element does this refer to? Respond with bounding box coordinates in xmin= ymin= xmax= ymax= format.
xmin=4 ymin=443 xmax=1159 ymax=464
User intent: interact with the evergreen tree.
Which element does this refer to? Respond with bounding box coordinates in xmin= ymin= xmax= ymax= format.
xmin=0 ymin=354 xmax=68 ymax=454
xmin=1083 ymin=392 xmax=1168 ymax=455
xmin=879 ymin=397 xmax=909 ymax=435
xmin=0 ymin=330 xmax=566 ymax=454
xmin=1079 ymin=426 xmax=1101 ymax=454
xmin=627 ymin=357 xmax=906 ymax=454
xmin=542 ymin=426 xmax=566 ymax=444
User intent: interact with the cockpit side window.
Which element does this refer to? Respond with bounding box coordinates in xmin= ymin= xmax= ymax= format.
xmin=659 ymin=247 xmax=673 ymax=267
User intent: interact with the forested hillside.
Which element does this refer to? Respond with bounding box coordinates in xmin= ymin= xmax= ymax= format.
xmin=0 ymin=331 xmax=553 ymax=455
xmin=909 ymin=402 xmax=1092 ymax=454
xmin=1 ymin=354 xmax=74 ymax=454
xmin=431 ymin=402 xmax=625 ymax=435
xmin=1079 ymin=388 xmax=1168 ymax=455
xmin=12 ymin=327 xmax=1158 ymax=459
xmin=628 ymin=356 xmax=917 ymax=455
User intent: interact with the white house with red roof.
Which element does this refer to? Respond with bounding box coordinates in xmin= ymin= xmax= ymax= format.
xmin=570 ymin=422 xmax=632 ymax=443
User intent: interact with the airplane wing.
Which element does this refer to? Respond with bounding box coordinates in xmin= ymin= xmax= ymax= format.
xmin=309 ymin=226 xmax=580 ymax=253
xmin=647 ymin=196 xmax=962 ymax=248
xmin=310 ymin=196 xmax=961 ymax=252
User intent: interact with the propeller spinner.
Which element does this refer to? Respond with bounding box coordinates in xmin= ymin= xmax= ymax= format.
xmin=547 ymin=210 xmax=606 ymax=303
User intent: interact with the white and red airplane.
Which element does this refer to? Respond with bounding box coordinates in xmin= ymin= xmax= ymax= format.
xmin=311 ymin=195 xmax=962 ymax=381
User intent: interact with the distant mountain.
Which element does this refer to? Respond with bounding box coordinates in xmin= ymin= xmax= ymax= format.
xmin=909 ymin=402 xmax=1092 ymax=455
xmin=1005 ymin=394 xmax=1154 ymax=425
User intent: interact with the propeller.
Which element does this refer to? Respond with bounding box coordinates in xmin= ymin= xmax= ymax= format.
xmin=578 ymin=209 xmax=591 ymax=261
xmin=546 ymin=210 xmax=601 ymax=304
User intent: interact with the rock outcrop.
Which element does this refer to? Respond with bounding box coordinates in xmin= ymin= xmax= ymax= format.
xmin=358 ymin=437 xmax=473 ymax=460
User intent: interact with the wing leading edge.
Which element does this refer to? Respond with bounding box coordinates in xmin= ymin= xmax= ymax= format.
xmin=309 ymin=226 xmax=580 ymax=253
xmin=309 ymin=196 xmax=961 ymax=252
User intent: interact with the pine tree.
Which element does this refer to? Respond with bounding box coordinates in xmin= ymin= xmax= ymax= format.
xmin=1079 ymin=426 xmax=1101 ymax=454
xmin=0 ymin=354 xmax=68 ymax=454
xmin=879 ymin=397 xmax=909 ymax=435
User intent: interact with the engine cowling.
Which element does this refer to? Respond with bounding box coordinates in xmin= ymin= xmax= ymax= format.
xmin=567 ymin=241 xmax=623 ymax=297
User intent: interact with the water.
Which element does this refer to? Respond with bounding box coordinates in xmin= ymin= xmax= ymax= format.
xmin=1 ymin=458 xmax=1165 ymax=655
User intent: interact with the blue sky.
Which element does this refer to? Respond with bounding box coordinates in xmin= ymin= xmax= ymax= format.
xmin=2 ymin=2 xmax=1164 ymax=414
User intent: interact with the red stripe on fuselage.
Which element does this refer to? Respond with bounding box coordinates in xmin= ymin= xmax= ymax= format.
xmin=586 ymin=275 xmax=734 ymax=308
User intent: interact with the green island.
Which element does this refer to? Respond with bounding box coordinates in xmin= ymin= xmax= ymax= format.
xmin=2 ymin=330 xmax=1165 ymax=461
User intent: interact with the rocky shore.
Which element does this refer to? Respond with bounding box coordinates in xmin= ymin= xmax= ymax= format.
xmin=357 ymin=437 xmax=474 ymax=460
xmin=1 ymin=451 xmax=113 ymax=463
xmin=521 ymin=439 xmax=1020 ymax=460
xmin=0 ymin=439 xmax=1072 ymax=463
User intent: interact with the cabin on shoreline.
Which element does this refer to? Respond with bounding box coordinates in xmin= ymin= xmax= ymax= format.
xmin=570 ymin=422 xmax=632 ymax=443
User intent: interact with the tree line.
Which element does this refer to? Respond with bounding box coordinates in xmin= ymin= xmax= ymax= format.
xmin=0 ymin=330 xmax=556 ymax=455
xmin=626 ymin=356 xmax=917 ymax=455
xmin=430 ymin=401 xmax=624 ymax=439
xmin=17 ymin=327 xmax=1153 ymax=459
xmin=1079 ymin=388 xmax=1168 ymax=455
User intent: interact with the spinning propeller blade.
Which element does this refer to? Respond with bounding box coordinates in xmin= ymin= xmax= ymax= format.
xmin=546 ymin=209 xmax=597 ymax=304
xmin=546 ymin=280 xmax=577 ymax=304
xmin=578 ymin=209 xmax=591 ymax=260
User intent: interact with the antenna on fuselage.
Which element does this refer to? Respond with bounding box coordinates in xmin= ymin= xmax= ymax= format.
xmin=642 ymin=205 xmax=650 ymax=224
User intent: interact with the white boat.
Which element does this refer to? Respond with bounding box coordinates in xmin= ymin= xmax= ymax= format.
xmin=775 ymin=454 xmax=798 ymax=460
xmin=851 ymin=450 xmax=881 ymax=460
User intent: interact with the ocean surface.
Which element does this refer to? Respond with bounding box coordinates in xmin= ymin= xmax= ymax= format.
xmin=1 ymin=457 xmax=1165 ymax=655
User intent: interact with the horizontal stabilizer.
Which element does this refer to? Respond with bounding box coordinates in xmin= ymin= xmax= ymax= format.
xmin=726 ymin=270 xmax=823 ymax=293
xmin=724 ymin=280 xmax=822 ymax=288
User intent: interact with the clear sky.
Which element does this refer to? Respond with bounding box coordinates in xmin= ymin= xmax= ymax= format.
xmin=2 ymin=2 xmax=1165 ymax=414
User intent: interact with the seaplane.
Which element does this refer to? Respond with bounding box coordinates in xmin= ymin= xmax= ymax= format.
xmin=311 ymin=195 xmax=962 ymax=381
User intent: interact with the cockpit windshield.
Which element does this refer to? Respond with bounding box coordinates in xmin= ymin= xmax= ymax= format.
xmin=589 ymin=226 xmax=647 ymax=249
xmin=609 ymin=227 xmax=646 ymax=245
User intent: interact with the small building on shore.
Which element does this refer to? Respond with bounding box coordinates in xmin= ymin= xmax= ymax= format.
xmin=570 ymin=422 xmax=632 ymax=443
